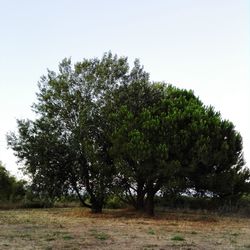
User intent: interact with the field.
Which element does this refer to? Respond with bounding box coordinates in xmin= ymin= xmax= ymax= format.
xmin=0 ymin=208 xmax=250 ymax=249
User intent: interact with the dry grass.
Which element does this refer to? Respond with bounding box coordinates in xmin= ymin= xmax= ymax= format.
xmin=0 ymin=207 xmax=250 ymax=249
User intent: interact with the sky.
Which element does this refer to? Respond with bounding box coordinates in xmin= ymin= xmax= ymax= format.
xmin=0 ymin=0 xmax=249 ymax=178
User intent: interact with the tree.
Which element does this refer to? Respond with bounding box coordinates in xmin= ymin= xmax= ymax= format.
xmin=7 ymin=52 xmax=249 ymax=215
xmin=0 ymin=162 xmax=26 ymax=202
xmin=105 ymin=82 xmax=203 ymax=215
xmin=0 ymin=163 xmax=13 ymax=201
xmin=7 ymin=52 xmax=149 ymax=212
xmin=8 ymin=118 xmax=74 ymax=202
xmin=186 ymin=114 xmax=250 ymax=203
xmin=105 ymin=82 xmax=249 ymax=215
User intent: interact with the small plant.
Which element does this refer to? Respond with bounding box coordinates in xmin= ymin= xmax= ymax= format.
xmin=171 ymin=235 xmax=185 ymax=241
xmin=148 ymin=228 xmax=155 ymax=235
xmin=105 ymin=195 xmax=125 ymax=209
xmin=62 ymin=235 xmax=74 ymax=240
xmin=95 ymin=232 xmax=110 ymax=240
xmin=230 ymin=232 xmax=240 ymax=237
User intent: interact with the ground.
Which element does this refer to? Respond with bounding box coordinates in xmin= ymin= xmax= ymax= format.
xmin=0 ymin=208 xmax=250 ymax=249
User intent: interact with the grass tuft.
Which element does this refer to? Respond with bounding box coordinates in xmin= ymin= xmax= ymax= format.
xmin=62 ymin=235 xmax=74 ymax=240
xmin=171 ymin=235 xmax=185 ymax=241
xmin=148 ymin=228 xmax=156 ymax=235
xmin=90 ymin=229 xmax=110 ymax=241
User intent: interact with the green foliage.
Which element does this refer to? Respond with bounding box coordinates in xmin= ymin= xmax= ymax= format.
xmin=0 ymin=163 xmax=12 ymax=201
xmin=105 ymin=80 xmax=249 ymax=215
xmin=0 ymin=162 xmax=26 ymax=202
xmin=105 ymin=195 xmax=126 ymax=209
xmin=7 ymin=52 xmax=249 ymax=215
xmin=147 ymin=228 xmax=155 ymax=235
xmin=62 ymin=235 xmax=74 ymax=240
xmin=7 ymin=52 xmax=151 ymax=213
xmin=21 ymin=187 xmax=54 ymax=208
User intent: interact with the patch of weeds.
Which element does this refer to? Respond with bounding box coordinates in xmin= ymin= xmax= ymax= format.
xmin=230 ymin=232 xmax=240 ymax=237
xmin=90 ymin=229 xmax=110 ymax=241
xmin=244 ymin=244 xmax=250 ymax=249
xmin=148 ymin=228 xmax=155 ymax=235
xmin=95 ymin=232 xmax=110 ymax=241
xmin=62 ymin=235 xmax=74 ymax=240
xmin=171 ymin=235 xmax=185 ymax=241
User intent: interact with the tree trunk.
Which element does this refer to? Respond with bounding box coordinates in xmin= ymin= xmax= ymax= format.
xmin=145 ymin=191 xmax=155 ymax=216
xmin=90 ymin=197 xmax=103 ymax=213
xmin=72 ymin=183 xmax=92 ymax=209
xmin=135 ymin=179 xmax=146 ymax=210
xmin=136 ymin=187 xmax=145 ymax=210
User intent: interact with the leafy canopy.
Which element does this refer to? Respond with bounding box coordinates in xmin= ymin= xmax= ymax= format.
xmin=7 ymin=52 xmax=249 ymax=215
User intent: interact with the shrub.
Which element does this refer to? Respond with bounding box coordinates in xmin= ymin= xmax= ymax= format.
xmin=105 ymin=195 xmax=126 ymax=209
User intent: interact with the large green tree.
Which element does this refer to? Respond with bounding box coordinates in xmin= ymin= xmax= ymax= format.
xmin=105 ymin=82 xmax=202 ymax=214
xmin=7 ymin=52 xmax=149 ymax=212
xmin=7 ymin=52 xmax=249 ymax=215
xmin=106 ymin=82 xmax=249 ymax=215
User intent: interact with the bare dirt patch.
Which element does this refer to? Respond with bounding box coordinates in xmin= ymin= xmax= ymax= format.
xmin=0 ymin=208 xmax=250 ymax=249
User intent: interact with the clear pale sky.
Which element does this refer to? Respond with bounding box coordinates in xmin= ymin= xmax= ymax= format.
xmin=0 ymin=0 xmax=249 ymax=178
